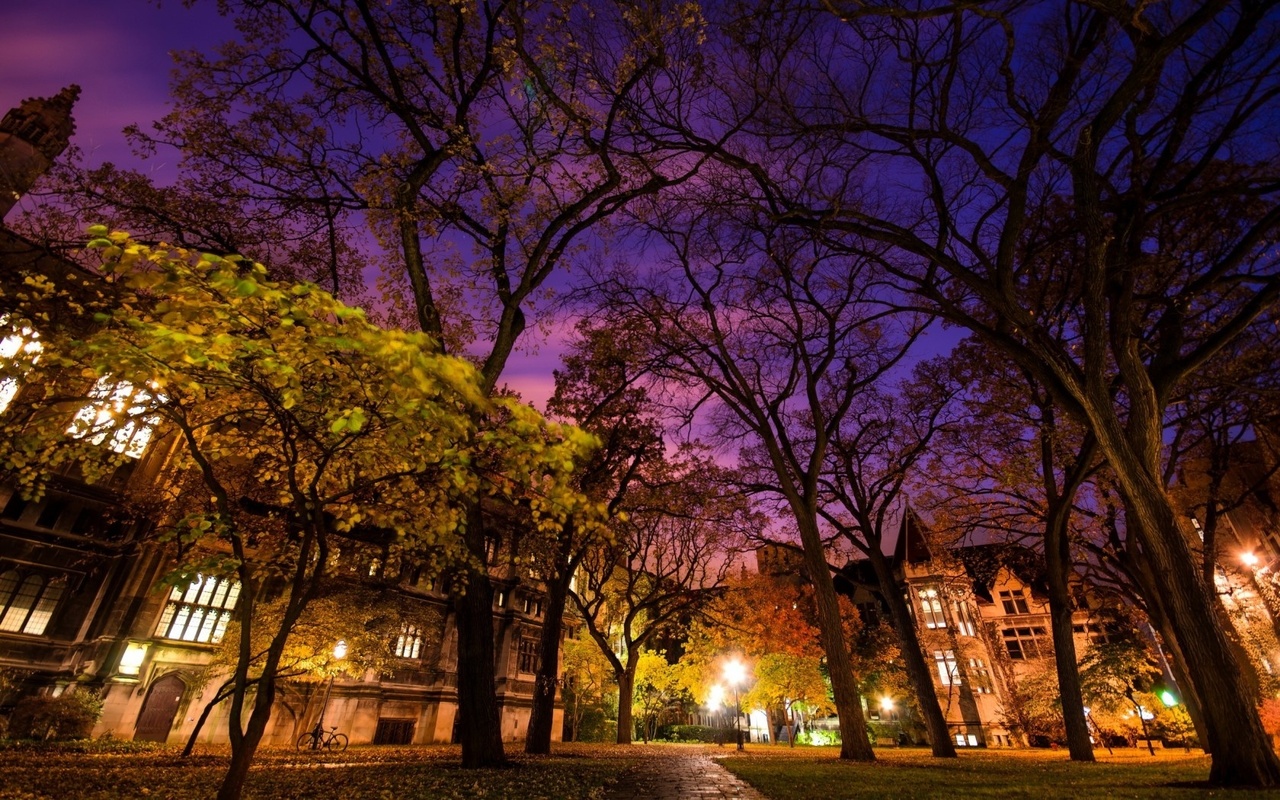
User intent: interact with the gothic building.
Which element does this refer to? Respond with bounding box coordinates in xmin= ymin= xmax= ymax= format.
xmin=0 ymin=85 xmax=78 ymax=219
xmin=0 ymin=88 xmax=559 ymax=747
xmin=762 ymin=511 xmax=1117 ymax=748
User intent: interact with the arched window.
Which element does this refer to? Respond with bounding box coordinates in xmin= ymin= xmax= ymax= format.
xmin=918 ymin=586 xmax=946 ymax=629
xmin=67 ymin=378 xmax=162 ymax=459
xmin=153 ymin=575 xmax=239 ymax=644
xmin=0 ymin=569 xmax=64 ymax=635
xmin=394 ymin=624 xmax=423 ymax=659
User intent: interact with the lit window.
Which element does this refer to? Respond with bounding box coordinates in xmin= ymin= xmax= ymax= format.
xmin=67 ymin=378 xmax=162 ymax=459
xmin=919 ymin=586 xmax=946 ymax=629
xmin=0 ymin=569 xmax=64 ymax=635
xmin=118 ymin=641 xmax=149 ymax=676
xmin=934 ymin=650 xmax=959 ymax=685
xmin=518 ymin=637 xmax=539 ymax=674
xmin=522 ymin=596 xmax=543 ymax=617
xmin=952 ymin=601 xmax=976 ymax=636
xmin=998 ymin=589 xmax=1030 ymax=615
xmin=0 ymin=319 xmax=42 ymax=415
xmin=394 ymin=624 xmax=423 ymax=659
xmin=154 ymin=575 xmax=239 ymax=644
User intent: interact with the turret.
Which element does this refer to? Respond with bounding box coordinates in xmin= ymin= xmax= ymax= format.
xmin=0 ymin=85 xmax=79 ymax=220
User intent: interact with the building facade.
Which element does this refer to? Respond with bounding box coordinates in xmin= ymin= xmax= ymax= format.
xmin=0 ymin=88 xmax=561 ymax=748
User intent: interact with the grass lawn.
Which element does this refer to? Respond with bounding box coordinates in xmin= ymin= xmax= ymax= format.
xmin=719 ymin=745 xmax=1280 ymax=799
xmin=0 ymin=742 xmax=647 ymax=800
xmin=3 ymin=741 xmax=1279 ymax=799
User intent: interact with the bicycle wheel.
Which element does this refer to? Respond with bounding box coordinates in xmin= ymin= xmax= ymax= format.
xmin=325 ymin=733 xmax=349 ymax=752
xmin=296 ymin=732 xmax=319 ymax=752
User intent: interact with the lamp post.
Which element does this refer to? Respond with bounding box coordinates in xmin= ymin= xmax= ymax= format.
xmin=311 ymin=640 xmax=347 ymax=747
xmin=723 ymin=658 xmax=746 ymax=752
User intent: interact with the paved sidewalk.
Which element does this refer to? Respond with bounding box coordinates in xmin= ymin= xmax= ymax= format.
xmin=604 ymin=752 xmax=767 ymax=799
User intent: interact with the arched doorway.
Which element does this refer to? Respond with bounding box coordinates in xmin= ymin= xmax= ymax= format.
xmin=134 ymin=673 xmax=185 ymax=742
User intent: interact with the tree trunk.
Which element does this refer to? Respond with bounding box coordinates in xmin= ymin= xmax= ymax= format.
xmin=1121 ymin=476 xmax=1280 ymax=785
xmin=216 ymin=679 xmax=276 ymax=800
xmin=796 ymin=516 xmax=875 ymax=760
xmin=525 ymin=572 xmax=570 ymax=754
xmin=1044 ymin=508 xmax=1095 ymax=762
xmin=867 ymin=548 xmax=956 ymax=758
xmin=1159 ymin=629 xmax=1211 ymax=753
xmin=454 ymin=503 xmax=506 ymax=768
xmin=1128 ymin=549 xmax=1214 ymax=753
xmin=616 ymin=655 xmax=637 ymax=745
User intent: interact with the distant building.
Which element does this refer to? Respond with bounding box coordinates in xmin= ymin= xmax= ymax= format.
xmin=762 ymin=509 xmax=1117 ymax=748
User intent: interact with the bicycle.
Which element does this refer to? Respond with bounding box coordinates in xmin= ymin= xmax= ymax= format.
xmin=296 ymin=724 xmax=348 ymax=753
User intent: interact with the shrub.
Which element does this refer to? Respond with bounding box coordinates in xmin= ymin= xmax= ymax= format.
xmin=573 ymin=709 xmax=617 ymax=743
xmin=658 ymin=724 xmax=721 ymax=743
xmin=6 ymin=692 xmax=103 ymax=741
xmin=796 ymin=728 xmax=840 ymax=746
xmin=0 ymin=736 xmax=164 ymax=754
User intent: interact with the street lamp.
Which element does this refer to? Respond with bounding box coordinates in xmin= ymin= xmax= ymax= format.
xmin=880 ymin=696 xmax=899 ymax=746
xmin=1242 ymin=550 xmax=1260 ymax=568
xmin=311 ymin=640 xmax=347 ymax=748
xmin=723 ymin=658 xmax=747 ymax=752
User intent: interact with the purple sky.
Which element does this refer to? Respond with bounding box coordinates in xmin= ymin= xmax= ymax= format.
xmin=0 ymin=2 xmax=957 ymax=414
xmin=0 ymin=1 xmax=568 ymax=407
xmin=0 ymin=2 xmax=234 ymax=168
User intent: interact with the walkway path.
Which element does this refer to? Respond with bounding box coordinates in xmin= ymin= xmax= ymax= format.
xmin=604 ymin=752 xmax=767 ymax=800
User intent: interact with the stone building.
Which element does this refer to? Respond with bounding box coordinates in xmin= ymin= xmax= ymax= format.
xmin=760 ymin=509 xmax=1113 ymax=748
xmin=0 ymin=85 xmax=78 ymax=219
xmin=891 ymin=511 xmax=1108 ymax=748
xmin=0 ymin=87 xmax=559 ymax=747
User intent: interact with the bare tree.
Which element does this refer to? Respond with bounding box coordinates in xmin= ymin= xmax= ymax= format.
xmin=813 ymin=362 xmax=963 ymax=757
xmin=569 ymin=449 xmax=749 ymax=744
xmin=689 ymin=1 xmax=1280 ymax=783
xmin=596 ymin=190 xmax=929 ymax=759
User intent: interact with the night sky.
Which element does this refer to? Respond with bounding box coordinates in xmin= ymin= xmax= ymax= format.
xmin=0 ymin=1 xmax=957 ymax=410
xmin=0 ymin=1 xmax=567 ymax=407
xmin=0 ymin=1 xmax=235 ymax=168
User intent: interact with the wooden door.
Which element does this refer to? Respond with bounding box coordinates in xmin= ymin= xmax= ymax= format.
xmin=134 ymin=673 xmax=184 ymax=742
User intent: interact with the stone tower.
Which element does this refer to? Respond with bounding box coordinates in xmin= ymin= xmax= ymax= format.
xmin=0 ymin=85 xmax=79 ymax=220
